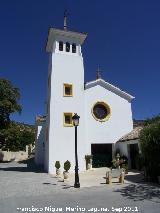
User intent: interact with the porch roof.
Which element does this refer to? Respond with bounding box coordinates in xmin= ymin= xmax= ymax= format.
xmin=118 ymin=126 xmax=143 ymax=142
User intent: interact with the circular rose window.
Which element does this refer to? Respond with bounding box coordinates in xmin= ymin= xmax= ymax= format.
xmin=92 ymin=102 xmax=111 ymax=122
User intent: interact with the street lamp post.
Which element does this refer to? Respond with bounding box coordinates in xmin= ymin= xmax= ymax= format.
xmin=72 ymin=113 xmax=80 ymax=188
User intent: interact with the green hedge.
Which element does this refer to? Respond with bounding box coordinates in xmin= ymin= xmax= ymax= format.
xmin=140 ymin=118 xmax=160 ymax=181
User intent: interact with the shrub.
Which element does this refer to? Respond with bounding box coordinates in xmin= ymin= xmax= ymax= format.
xmin=64 ymin=160 xmax=71 ymax=172
xmin=55 ymin=161 xmax=60 ymax=169
xmin=135 ymin=154 xmax=144 ymax=171
xmin=111 ymin=155 xmax=128 ymax=169
xmin=140 ymin=116 xmax=160 ymax=181
xmin=111 ymin=158 xmax=119 ymax=169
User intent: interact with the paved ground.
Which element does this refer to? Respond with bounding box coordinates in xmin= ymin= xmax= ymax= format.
xmin=0 ymin=161 xmax=160 ymax=213
xmin=60 ymin=167 xmax=145 ymax=188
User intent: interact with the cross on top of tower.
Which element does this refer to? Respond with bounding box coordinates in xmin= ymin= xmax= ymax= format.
xmin=64 ymin=10 xmax=69 ymax=31
xmin=96 ymin=66 xmax=102 ymax=79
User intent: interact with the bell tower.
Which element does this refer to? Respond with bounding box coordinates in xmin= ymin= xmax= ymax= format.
xmin=44 ymin=17 xmax=87 ymax=173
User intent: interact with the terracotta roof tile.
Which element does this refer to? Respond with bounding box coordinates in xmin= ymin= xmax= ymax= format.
xmin=118 ymin=126 xmax=143 ymax=142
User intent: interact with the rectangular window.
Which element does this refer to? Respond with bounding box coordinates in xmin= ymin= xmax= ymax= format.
xmin=63 ymin=83 xmax=73 ymax=96
xmin=64 ymin=113 xmax=73 ymax=127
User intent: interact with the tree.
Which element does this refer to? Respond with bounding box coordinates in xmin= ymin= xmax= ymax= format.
xmin=140 ymin=115 xmax=160 ymax=181
xmin=0 ymin=78 xmax=22 ymax=129
xmin=0 ymin=78 xmax=35 ymax=152
xmin=144 ymin=115 xmax=160 ymax=126
xmin=0 ymin=121 xmax=35 ymax=151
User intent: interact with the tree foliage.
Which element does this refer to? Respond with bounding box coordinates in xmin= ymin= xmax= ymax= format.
xmin=140 ymin=115 xmax=160 ymax=181
xmin=0 ymin=78 xmax=22 ymax=128
xmin=0 ymin=121 xmax=35 ymax=151
xmin=144 ymin=115 xmax=160 ymax=126
xmin=0 ymin=78 xmax=35 ymax=151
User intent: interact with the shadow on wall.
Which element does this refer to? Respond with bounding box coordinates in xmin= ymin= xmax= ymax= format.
xmin=114 ymin=183 xmax=160 ymax=203
xmin=0 ymin=157 xmax=44 ymax=173
xmin=35 ymin=123 xmax=45 ymax=166
xmin=0 ymin=152 xmax=4 ymax=161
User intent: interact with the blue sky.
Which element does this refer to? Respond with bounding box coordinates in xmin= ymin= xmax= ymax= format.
xmin=0 ymin=0 xmax=160 ymax=124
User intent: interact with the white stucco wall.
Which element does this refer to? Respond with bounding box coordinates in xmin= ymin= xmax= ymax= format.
xmin=42 ymin=31 xmax=135 ymax=174
xmin=85 ymin=85 xmax=133 ymax=154
xmin=116 ymin=139 xmax=140 ymax=168
xmin=116 ymin=139 xmax=140 ymax=157
xmin=47 ymin=40 xmax=86 ymax=174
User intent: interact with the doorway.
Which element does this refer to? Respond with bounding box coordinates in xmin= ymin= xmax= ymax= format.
xmin=129 ymin=144 xmax=139 ymax=169
xmin=91 ymin=144 xmax=112 ymax=168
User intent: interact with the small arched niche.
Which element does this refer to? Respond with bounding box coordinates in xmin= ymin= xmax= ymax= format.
xmin=72 ymin=43 xmax=76 ymax=53
xmin=66 ymin=42 xmax=70 ymax=52
xmin=59 ymin=41 xmax=63 ymax=51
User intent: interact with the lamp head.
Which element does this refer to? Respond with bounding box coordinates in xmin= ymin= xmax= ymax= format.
xmin=72 ymin=113 xmax=80 ymax=126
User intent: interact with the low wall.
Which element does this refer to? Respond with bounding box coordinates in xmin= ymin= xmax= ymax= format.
xmin=0 ymin=146 xmax=30 ymax=162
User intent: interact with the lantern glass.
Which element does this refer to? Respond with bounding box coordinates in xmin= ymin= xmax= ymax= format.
xmin=72 ymin=113 xmax=80 ymax=126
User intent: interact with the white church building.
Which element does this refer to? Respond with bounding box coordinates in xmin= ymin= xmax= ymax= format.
xmin=35 ymin=18 xmax=135 ymax=174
